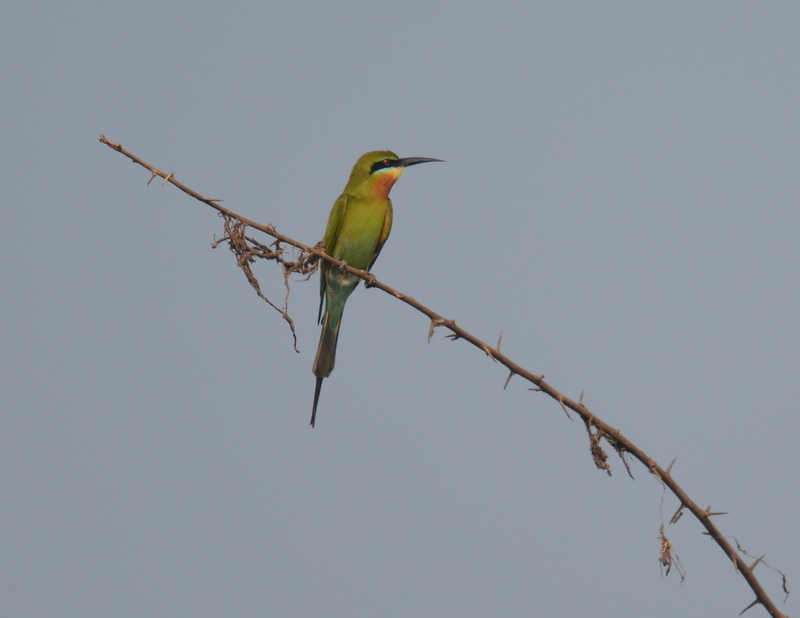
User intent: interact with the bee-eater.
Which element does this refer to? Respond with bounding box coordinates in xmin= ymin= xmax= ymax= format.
xmin=311 ymin=151 xmax=443 ymax=427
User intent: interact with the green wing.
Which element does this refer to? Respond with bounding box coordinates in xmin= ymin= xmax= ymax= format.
xmin=369 ymin=198 xmax=393 ymax=270
xmin=318 ymin=193 xmax=349 ymax=323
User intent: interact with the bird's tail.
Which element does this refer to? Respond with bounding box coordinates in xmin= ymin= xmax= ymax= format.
xmin=310 ymin=306 xmax=343 ymax=427
xmin=313 ymin=310 xmax=341 ymax=379
xmin=311 ymin=377 xmax=324 ymax=428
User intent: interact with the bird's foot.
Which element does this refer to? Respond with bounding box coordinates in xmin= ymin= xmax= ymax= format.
xmin=337 ymin=260 xmax=348 ymax=273
xmin=363 ymin=272 xmax=377 ymax=288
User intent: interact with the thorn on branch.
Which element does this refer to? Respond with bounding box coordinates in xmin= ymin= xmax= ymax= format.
xmin=445 ymin=329 xmax=461 ymax=341
xmin=670 ymin=504 xmax=685 ymax=524
xmin=481 ymin=343 xmax=498 ymax=361
xmin=503 ymin=371 xmax=515 ymax=390
xmin=428 ymin=318 xmax=446 ymax=342
xmin=557 ymin=395 xmax=573 ymax=420
xmin=738 ymin=599 xmax=760 ymax=616
xmin=162 ymin=172 xmax=174 ymax=185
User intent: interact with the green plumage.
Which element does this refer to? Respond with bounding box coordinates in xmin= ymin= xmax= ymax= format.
xmin=311 ymin=150 xmax=442 ymax=427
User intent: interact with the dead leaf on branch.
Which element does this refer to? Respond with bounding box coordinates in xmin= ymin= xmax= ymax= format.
xmin=213 ymin=214 xmax=320 ymax=352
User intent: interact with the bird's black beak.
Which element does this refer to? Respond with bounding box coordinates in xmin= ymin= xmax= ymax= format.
xmin=397 ymin=157 xmax=445 ymax=168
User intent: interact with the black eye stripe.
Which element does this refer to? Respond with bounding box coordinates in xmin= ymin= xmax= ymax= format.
xmin=370 ymin=158 xmax=399 ymax=174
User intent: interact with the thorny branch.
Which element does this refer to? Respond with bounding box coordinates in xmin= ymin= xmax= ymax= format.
xmin=99 ymin=135 xmax=793 ymax=618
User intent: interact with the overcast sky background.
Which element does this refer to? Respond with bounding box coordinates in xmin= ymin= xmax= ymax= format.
xmin=2 ymin=2 xmax=799 ymax=617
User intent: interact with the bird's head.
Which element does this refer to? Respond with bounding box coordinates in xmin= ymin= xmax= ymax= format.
xmin=345 ymin=151 xmax=443 ymax=200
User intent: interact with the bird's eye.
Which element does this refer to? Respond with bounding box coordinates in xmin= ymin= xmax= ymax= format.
xmin=370 ymin=158 xmax=396 ymax=174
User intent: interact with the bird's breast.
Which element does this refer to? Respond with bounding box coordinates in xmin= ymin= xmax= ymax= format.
xmin=332 ymin=199 xmax=389 ymax=270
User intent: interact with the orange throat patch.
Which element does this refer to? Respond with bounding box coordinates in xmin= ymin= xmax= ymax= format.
xmin=371 ymin=167 xmax=404 ymax=201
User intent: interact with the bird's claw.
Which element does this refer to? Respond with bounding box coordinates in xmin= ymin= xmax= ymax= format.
xmin=338 ymin=260 xmax=348 ymax=273
xmin=363 ymin=273 xmax=377 ymax=287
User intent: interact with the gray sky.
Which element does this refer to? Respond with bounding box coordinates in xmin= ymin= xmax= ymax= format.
xmin=2 ymin=2 xmax=799 ymax=617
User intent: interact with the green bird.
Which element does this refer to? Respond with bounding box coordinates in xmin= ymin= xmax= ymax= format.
xmin=311 ymin=150 xmax=443 ymax=427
